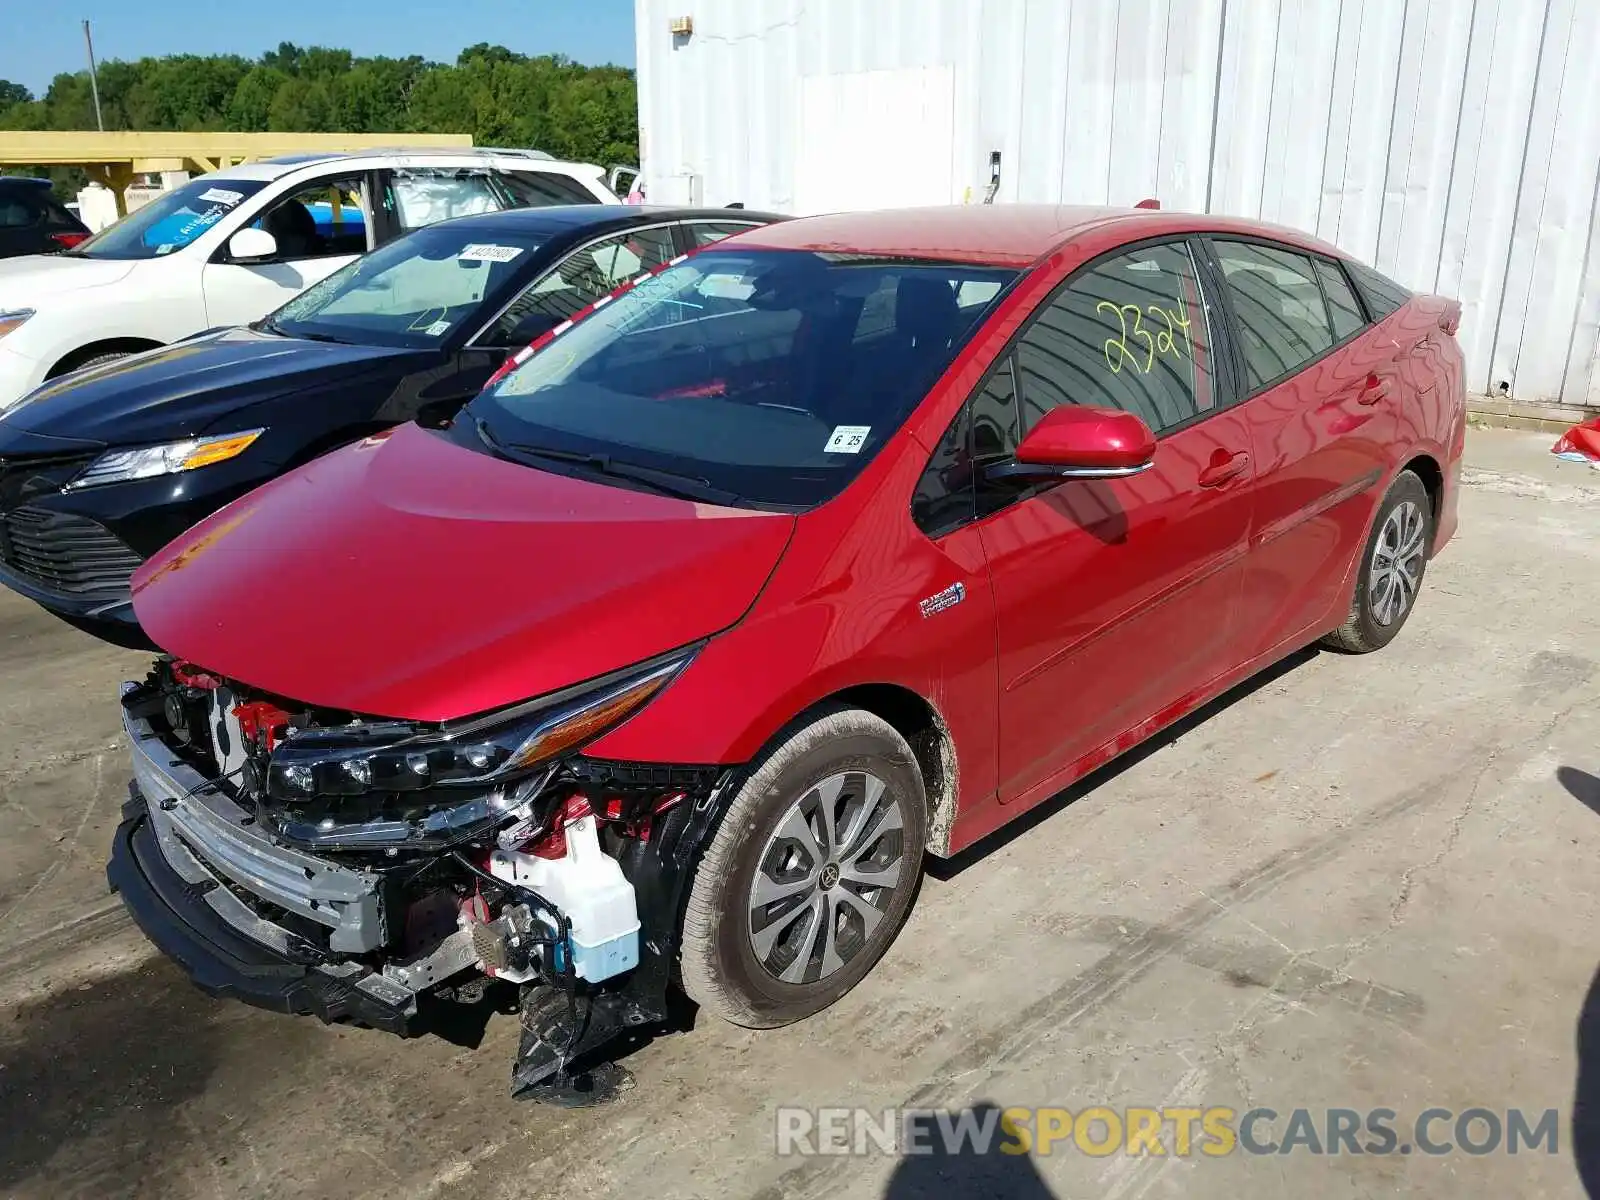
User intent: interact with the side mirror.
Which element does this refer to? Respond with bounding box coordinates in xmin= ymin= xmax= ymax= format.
xmin=987 ymin=405 xmax=1156 ymax=482
xmin=227 ymin=227 xmax=278 ymax=263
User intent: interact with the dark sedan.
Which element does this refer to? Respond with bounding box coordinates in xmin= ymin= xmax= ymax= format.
xmin=0 ymin=204 xmax=783 ymax=645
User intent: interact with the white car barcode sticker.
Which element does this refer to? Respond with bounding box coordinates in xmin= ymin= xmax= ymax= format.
xmin=459 ymin=243 xmax=524 ymax=263
xmin=825 ymin=425 xmax=872 ymax=454
xmin=199 ymin=187 xmax=244 ymax=205
xmin=423 ymin=319 xmax=452 ymax=336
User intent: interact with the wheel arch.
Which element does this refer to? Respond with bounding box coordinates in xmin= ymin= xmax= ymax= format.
xmin=47 ymin=337 xmax=164 ymax=379
xmin=1399 ymin=450 xmax=1444 ymax=529
xmin=805 ymin=682 xmax=961 ymax=859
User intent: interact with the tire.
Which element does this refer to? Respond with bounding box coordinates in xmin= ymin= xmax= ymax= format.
xmin=679 ymin=706 xmax=927 ymax=1029
xmin=58 ymin=350 xmax=133 ymax=377
xmin=1321 ymin=469 xmax=1433 ymax=653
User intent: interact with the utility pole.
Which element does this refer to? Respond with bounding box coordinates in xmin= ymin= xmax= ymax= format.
xmin=82 ymin=19 xmax=104 ymax=131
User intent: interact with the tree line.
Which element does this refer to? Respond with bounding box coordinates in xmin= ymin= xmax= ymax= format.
xmin=0 ymin=41 xmax=639 ymax=185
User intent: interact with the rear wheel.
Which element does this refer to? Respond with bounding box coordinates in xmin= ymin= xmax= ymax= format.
xmin=1321 ymin=469 xmax=1432 ymax=653
xmin=679 ymin=706 xmax=926 ymax=1028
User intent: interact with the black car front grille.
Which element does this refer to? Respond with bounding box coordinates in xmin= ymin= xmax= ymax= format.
xmin=0 ymin=451 xmax=98 ymax=507
xmin=0 ymin=505 xmax=143 ymax=599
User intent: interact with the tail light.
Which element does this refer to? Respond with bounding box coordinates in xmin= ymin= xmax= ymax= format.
xmin=1440 ymin=300 xmax=1462 ymax=337
xmin=50 ymin=231 xmax=89 ymax=250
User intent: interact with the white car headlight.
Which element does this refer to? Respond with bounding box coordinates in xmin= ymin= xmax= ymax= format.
xmin=0 ymin=309 xmax=34 ymax=338
xmin=65 ymin=429 xmax=265 ymax=491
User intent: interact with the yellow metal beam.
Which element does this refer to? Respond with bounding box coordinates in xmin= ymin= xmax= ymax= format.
xmin=82 ymin=163 xmax=134 ymax=216
xmin=0 ymin=130 xmax=473 ymax=168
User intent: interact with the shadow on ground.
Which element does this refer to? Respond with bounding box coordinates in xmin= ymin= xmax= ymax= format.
xmin=882 ymin=1102 xmax=1055 ymax=1199
xmin=1559 ymin=766 xmax=1600 ymax=1198
xmin=0 ymin=959 xmax=226 ymax=1193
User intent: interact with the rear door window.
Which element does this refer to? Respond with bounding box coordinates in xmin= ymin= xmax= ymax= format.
xmin=1315 ymin=259 xmax=1366 ymax=341
xmin=1211 ymin=241 xmax=1336 ymax=391
xmin=384 ymin=169 xmax=506 ymax=234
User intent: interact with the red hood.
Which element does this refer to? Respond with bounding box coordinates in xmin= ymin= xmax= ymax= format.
xmin=132 ymin=423 xmax=794 ymax=720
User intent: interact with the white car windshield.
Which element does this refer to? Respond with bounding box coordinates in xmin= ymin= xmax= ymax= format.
xmin=70 ymin=178 xmax=268 ymax=260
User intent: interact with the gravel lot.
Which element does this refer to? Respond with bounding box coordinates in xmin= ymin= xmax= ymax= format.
xmin=1 ymin=427 xmax=1597 ymax=1199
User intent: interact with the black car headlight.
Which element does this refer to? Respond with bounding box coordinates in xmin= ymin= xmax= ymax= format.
xmin=65 ymin=429 xmax=265 ymax=491
xmin=264 ymin=648 xmax=694 ymax=804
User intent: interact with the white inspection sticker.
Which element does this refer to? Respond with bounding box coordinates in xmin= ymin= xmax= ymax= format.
xmin=459 ymin=243 xmax=525 ymax=263
xmin=825 ymin=425 xmax=872 ymax=454
xmin=423 ymin=319 xmax=452 ymax=337
xmin=198 ymin=187 xmax=244 ymax=205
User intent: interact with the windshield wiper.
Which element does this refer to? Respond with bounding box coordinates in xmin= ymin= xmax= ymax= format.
xmin=255 ymin=319 xmax=343 ymax=344
xmin=473 ymin=419 xmax=741 ymax=505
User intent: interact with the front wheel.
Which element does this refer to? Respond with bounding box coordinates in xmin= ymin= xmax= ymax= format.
xmin=57 ymin=350 xmax=134 ymax=377
xmin=678 ymin=706 xmax=927 ymax=1029
xmin=1321 ymin=469 xmax=1433 ymax=653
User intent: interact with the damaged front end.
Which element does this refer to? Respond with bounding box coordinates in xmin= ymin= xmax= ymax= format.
xmin=107 ymin=651 xmax=731 ymax=1104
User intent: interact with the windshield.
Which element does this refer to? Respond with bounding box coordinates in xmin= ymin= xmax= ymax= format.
xmin=460 ymin=249 xmax=1017 ymax=508
xmin=70 ymin=178 xmax=268 ymax=260
xmin=261 ymin=224 xmax=543 ymax=347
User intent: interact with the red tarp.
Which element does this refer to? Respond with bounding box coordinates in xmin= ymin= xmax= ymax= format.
xmin=1552 ymin=416 xmax=1600 ymax=465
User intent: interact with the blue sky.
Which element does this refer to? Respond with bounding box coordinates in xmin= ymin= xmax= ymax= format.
xmin=0 ymin=1 xmax=637 ymax=97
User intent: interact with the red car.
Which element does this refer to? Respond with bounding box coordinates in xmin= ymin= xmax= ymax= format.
xmin=109 ymin=205 xmax=1464 ymax=1101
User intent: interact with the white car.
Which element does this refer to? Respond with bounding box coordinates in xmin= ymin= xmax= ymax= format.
xmin=0 ymin=149 xmax=621 ymax=409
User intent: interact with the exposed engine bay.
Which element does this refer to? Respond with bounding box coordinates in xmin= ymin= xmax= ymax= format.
xmin=109 ymin=655 xmax=731 ymax=1104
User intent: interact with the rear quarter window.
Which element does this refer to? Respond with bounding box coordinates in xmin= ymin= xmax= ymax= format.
xmin=1346 ymin=260 xmax=1412 ymax=321
xmin=501 ymin=171 xmax=601 ymax=207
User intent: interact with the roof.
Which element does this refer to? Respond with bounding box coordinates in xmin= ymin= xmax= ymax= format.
xmin=731 ymin=204 xmax=1351 ymax=267
xmin=205 ymin=148 xmax=600 ymax=184
xmin=420 ymin=204 xmax=787 ymax=239
xmin=734 ymin=205 xmax=1143 ymax=266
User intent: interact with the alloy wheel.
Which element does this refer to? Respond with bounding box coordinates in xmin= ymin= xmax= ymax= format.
xmin=1369 ymin=499 xmax=1426 ymax=627
xmin=747 ymin=770 xmax=908 ymax=985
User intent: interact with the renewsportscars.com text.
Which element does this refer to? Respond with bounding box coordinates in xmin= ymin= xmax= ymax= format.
xmin=774 ymin=1105 xmax=1561 ymax=1158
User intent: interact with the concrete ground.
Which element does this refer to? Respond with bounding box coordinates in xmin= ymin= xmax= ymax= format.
xmin=1 ymin=427 xmax=1598 ymax=1199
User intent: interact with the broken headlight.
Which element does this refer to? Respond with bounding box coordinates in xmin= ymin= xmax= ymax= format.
xmin=265 ymin=649 xmax=694 ymax=803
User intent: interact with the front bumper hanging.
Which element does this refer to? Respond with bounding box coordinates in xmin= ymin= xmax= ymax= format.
xmin=107 ymin=790 xmax=417 ymax=1036
xmin=109 ymin=675 xmax=739 ymax=1103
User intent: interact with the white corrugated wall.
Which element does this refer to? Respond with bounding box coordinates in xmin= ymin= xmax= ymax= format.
xmin=635 ymin=0 xmax=1600 ymax=409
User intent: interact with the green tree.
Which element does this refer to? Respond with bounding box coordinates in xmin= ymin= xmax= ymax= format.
xmin=228 ymin=67 xmax=289 ymax=131
xmin=1 ymin=42 xmax=639 ymax=167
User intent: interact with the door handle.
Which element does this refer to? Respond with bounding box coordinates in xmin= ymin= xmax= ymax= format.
xmin=1358 ymin=372 xmax=1392 ymax=406
xmin=1198 ymin=450 xmax=1250 ymax=488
